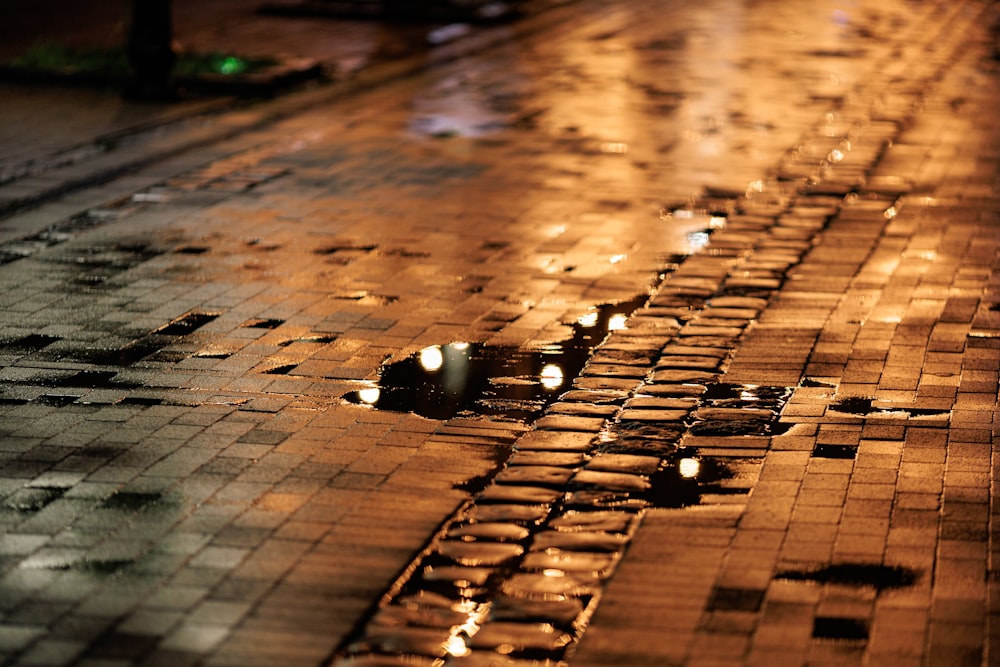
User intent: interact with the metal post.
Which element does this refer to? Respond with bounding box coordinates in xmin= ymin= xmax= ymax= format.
xmin=125 ymin=0 xmax=177 ymax=100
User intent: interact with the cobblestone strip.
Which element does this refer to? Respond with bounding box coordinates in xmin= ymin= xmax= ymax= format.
xmin=330 ymin=1 xmax=994 ymax=664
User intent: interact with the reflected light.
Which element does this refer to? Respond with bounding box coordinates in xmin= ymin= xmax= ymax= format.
xmin=678 ymin=458 xmax=701 ymax=479
xmin=601 ymin=142 xmax=628 ymax=154
xmin=884 ymin=206 xmax=898 ymax=220
xmin=419 ymin=346 xmax=444 ymax=371
xmin=542 ymin=569 xmax=566 ymax=577
xmin=608 ymin=314 xmax=628 ymax=331
xmin=357 ymin=387 xmax=380 ymax=405
xmin=443 ymin=635 xmax=471 ymax=658
xmin=610 ymin=254 xmax=627 ymax=264
xmin=540 ymin=364 xmax=565 ymax=390
xmin=686 ymin=231 xmax=711 ymax=252
xmin=577 ymin=312 xmax=599 ymax=327
xmin=451 ymin=342 xmax=470 ymax=351
xmin=709 ymin=216 xmax=726 ymax=229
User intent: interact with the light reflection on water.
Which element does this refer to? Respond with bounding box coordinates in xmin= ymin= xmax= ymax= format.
xmin=346 ymin=297 xmax=647 ymax=420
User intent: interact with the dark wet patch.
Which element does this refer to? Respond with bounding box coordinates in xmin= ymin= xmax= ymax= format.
xmin=156 ymin=311 xmax=219 ymax=336
xmin=99 ymin=491 xmax=162 ymax=511
xmin=37 ymin=558 xmax=134 ymax=575
xmin=242 ymin=318 xmax=284 ymax=330
xmin=812 ymin=616 xmax=869 ymax=641
xmin=345 ymin=297 xmax=647 ymax=421
xmin=0 ymin=397 xmax=30 ymax=405
xmin=831 ymin=396 xmax=949 ymax=418
xmin=5 ymin=486 xmax=65 ymax=512
xmin=73 ymin=338 xmax=161 ymax=366
xmin=832 ymin=396 xmax=875 ymax=414
xmin=801 ymin=377 xmax=836 ymax=388
xmin=264 ymin=364 xmax=298 ymax=375
xmin=777 ymin=563 xmax=918 ymax=591
xmin=812 ymin=444 xmax=857 ymax=459
xmin=174 ymin=245 xmax=210 ymax=254
xmin=0 ymin=334 xmax=62 ymax=352
xmin=805 ymin=48 xmax=867 ymax=58
xmin=314 ymin=242 xmax=378 ymax=255
xmin=645 ymin=455 xmax=748 ymax=508
xmin=707 ymin=586 xmax=765 ymax=612
xmin=689 ymin=419 xmax=767 ymax=437
xmin=454 ymin=471 xmax=497 ymax=495
xmin=687 ymin=383 xmax=792 ymax=436
xmin=45 ymin=370 xmax=137 ymax=389
xmin=36 ymin=393 xmax=81 ymax=406
xmin=382 ymin=248 xmax=430 ymax=258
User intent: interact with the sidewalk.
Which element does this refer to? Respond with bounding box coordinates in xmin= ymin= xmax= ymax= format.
xmin=0 ymin=0 xmax=997 ymax=666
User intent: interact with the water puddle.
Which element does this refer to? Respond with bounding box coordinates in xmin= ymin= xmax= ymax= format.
xmin=776 ymin=563 xmax=918 ymax=591
xmin=344 ymin=297 xmax=646 ymax=420
xmin=645 ymin=453 xmax=753 ymax=508
xmin=831 ymin=396 xmax=949 ymax=418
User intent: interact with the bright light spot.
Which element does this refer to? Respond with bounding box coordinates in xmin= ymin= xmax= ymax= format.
xmin=674 ymin=209 xmax=695 ymax=219
xmin=610 ymin=254 xmax=627 ymax=264
xmin=543 ymin=569 xmax=566 ymax=577
xmin=709 ymin=216 xmax=726 ymax=229
xmin=450 ymin=342 xmax=470 ymax=351
xmin=829 ymin=149 xmax=845 ymax=162
xmin=918 ymin=251 xmax=937 ymax=261
xmin=443 ymin=635 xmax=471 ymax=657
xmin=601 ymin=142 xmax=628 ymax=154
xmin=746 ymin=180 xmax=765 ymax=195
xmin=884 ymin=206 xmax=897 ymax=220
xmin=497 ymin=644 xmax=516 ymax=655
xmin=608 ymin=314 xmax=628 ymax=331
xmin=357 ymin=387 xmax=380 ymax=405
xmin=419 ymin=346 xmax=444 ymax=371
xmin=686 ymin=231 xmax=711 ymax=252
xmin=678 ymin=458 xmax=701 ymax=479
xmin=549 ymin=224 xmax=567 ymax=237
xmin=577 ymin=312 xmax=599 ymax=327
xmin=540 ymin=364 xmax=564 ymax=390
xmin=218 ymin=56 xmax=245 ymax=75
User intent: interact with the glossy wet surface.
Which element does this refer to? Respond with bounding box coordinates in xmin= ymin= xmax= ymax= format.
xmin=0 ymin=0 xmax=998 ymax=665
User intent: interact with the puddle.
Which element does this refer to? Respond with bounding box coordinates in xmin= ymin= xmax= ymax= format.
xmin=831 ymin=396 xmax=949 ymax=417
xmin=157 ymin=311 xmax=219 ymax=336
xmin=0 ymin=334 xmax=61 ymax=352
xmin=687 ymin=383 xmax=793 ymax=436
xmin=813 ymin=617 xmax=869 ymax=641
xmin=646 ymin=453 xmax=754 ymax=508
xmin=776 ymin=563 xmax=918 ymax=591
xmin=345 ymin=297 xmax=646 ymax=421
xmin=99 ymin=491 xmax=162 ymax=511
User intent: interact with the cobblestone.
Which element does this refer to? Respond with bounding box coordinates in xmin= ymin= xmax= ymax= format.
xmin=0 ymin=0 xmax=998 ymax=665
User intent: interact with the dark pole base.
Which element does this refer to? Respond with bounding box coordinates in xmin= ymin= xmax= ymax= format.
xmin=125 ymin=0 xmax=177 ymax=101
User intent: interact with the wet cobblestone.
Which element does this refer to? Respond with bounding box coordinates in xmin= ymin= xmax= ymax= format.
xmin=1 ymin=0 xmax=999 ymax=664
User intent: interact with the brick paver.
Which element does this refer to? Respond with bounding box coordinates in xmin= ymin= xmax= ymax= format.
xmin=0 ymin=0 xmax=998 ymax=666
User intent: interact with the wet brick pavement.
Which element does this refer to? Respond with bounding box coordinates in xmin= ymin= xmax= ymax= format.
xmin=0 ymin=0 xmax=999 ymax=666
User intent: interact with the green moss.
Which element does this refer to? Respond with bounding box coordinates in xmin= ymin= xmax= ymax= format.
xmin=8 ymin=44 xmax=278 ymax=77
